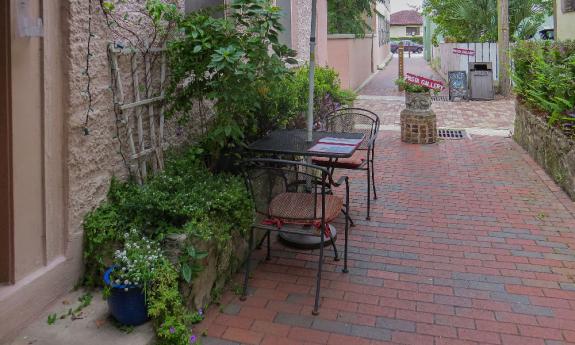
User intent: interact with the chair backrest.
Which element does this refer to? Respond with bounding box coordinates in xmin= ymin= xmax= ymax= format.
xmin=323 ymin=108 xmax=380 ymax=150
xmin=242 ymin=159 xmax=333 ymax=220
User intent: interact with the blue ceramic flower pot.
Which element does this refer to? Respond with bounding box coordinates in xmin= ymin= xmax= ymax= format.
xmin=104 ymin=266 xmax=149 ymax=326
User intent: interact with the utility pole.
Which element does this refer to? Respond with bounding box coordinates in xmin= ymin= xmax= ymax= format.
xmin=497 ymin=0 xmax=511 ymax=96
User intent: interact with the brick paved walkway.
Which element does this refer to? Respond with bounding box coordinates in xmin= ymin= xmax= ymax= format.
xmin=200 ymin=132 xmax=575 ymax=345
xmin=355 ymin=98 xmax=516 ymax=132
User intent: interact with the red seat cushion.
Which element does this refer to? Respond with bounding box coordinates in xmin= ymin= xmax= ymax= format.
xmin=312 ymin=151 xmax=366 ymax=169
xmin=268 ymin=193 xmax=343 ymax=225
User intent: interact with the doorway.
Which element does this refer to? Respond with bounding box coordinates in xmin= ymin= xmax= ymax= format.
xmin=0 ymin=0 xmax=14 ymax=284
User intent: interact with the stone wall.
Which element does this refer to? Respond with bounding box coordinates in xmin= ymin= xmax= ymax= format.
xmin=514 ymin=101 xmax=575 ymax=200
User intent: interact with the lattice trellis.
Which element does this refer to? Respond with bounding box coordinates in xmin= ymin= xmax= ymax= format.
xmin=108 ymin=43 xmax=167 ymax=184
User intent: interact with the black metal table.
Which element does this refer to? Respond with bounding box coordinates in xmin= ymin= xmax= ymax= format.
xmin=248 ymin=129 xmax=364 ymax=248
xmin=247 ymin=129 xmax=364 ymax=158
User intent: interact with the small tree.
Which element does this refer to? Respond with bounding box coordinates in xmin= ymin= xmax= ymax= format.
xmin=422 ymin=0 xmax=552 ymax=42
xmin=327 ymin=0 xmax=379 ymax=37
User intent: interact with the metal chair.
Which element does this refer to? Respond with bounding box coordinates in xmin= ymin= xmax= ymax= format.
xmin=313 ymin=108 xmax=380 ymax=220
xmin=241 ymin=158 xmax=350 ymax=315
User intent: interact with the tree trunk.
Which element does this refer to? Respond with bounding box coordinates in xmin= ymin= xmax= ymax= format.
xmin=497 ymin=0 xmax=511 ymax=96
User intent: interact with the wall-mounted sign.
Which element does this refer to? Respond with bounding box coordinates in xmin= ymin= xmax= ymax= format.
xmin=406 ymin=73 xmax=445 ymax=91
xmin=448 ymin=71 xmax=468 ymax=101
xmin=453 ymin=48 xmax=476 ymax=56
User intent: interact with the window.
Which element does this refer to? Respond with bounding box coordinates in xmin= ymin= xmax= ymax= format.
xmin=406 ymin=27 xmax=420 ymax=36
xmin=563 ymin=0 xmax=575 ymax=12
xmin=185 ymin=0 xmax=226 ymax=17
xmin=378 ymin=14 xmax=390 ymax=47
xmin=276 ymin=0 xmax=292 ymax=48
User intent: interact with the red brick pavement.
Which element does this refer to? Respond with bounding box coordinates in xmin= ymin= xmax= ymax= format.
xmin=198 ymin=133 xmax=575 ymax=345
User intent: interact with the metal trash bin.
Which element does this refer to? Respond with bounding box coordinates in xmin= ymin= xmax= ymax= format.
xmin=468 ymin=62 xmax=494 ymax=100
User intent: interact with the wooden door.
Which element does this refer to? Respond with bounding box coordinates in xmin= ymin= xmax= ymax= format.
xmin=0 ymin=0 xmax=14 ymax=284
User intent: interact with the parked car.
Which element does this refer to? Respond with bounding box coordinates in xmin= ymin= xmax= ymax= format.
xmin=391 ymin=40 xmax=423 ymax=54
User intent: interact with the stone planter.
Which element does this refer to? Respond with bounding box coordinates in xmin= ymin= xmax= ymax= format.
xmin=400 ymin=92 xmax=438 ymax=144
xmin=164 ymin=231 xmax=256 ymax=310
xmin=514 ymin=100 xmax=575 ymax=200
xmin=405 ymin=91 xmax=432 ymax=111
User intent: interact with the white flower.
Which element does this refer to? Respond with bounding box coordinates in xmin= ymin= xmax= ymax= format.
xmin=124 ymin=288 xmax=129 ymax=292
xmin=115 ymin=279 xmax=121 ymax=284
xmin=124 ymin=280 xmax=129 ymax=285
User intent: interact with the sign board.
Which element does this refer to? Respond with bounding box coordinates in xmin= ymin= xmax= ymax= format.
xmin=453 ymin=48 xmax=475 ymax=56
xmin=448 ymin=71 xmax=468 ymax=101
xmin=405 ymin=73 xmax=445 ymax=91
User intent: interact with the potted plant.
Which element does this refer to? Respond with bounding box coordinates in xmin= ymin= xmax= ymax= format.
xmin=395 ymin=78 xmax=433 ymax=111
xmin=104 ymin=230 xmax=163 ymax=326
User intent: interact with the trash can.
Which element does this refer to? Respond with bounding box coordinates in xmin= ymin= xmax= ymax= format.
xmin=468 ymin=62 xmax=494 ymax=100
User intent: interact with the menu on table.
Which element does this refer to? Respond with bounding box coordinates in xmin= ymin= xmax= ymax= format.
xmin=308 ymin=143 xmax=356 ymax=155
xmin=317 ymin=137 xmax=363 ymax=146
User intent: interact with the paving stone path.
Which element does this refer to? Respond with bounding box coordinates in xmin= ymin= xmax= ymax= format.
xmin=198 ymin=58 xmax=575 ymax=345
xmin=200 ymin=132 xmax=575 ymax=345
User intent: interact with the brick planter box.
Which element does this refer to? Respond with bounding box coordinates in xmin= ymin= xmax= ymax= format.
xmin=514 ymin=100 xmax=575 ymax=200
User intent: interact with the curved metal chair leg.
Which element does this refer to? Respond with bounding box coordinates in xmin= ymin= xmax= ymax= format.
xmin=266 ymin=229 xmax=271 ymax=261
xmin=240 ymin=227 xmax=254 ymax=301
xmin=341 ymin=208 xmax=355 ymax=227
xmin=366 ymin=157 xmax=371 ymax=221
xmin=343 ymin=178 xmax=350 ymax=273
xmin=372 ymin=148 xmax=378 ymax=200
xmin=313 ymin=228 xmax=325 ymax=315
xmin=328 ymin=227 xmax=339 ymax=261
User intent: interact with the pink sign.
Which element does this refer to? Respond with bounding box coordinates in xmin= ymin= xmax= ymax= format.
xmin=405 ymin=73 xmax=445 ymax=91
xmin=453 ymin=48 xmax=476 ymax=56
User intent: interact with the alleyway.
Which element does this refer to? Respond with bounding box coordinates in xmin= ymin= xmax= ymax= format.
xmin=360 ymin=55 xmax=443 ymax=97
xmin=199 ymin=58 xmax=575 ymax=345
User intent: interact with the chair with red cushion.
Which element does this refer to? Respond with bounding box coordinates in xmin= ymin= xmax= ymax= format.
xmin=241 ymin=158 xmax=350 ymax=315
xmin=312 ymin=108 xmax=380 ymax=220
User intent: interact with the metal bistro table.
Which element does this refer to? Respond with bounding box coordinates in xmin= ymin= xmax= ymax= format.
xmin=247 ymin=129 xmax=364 ymax=248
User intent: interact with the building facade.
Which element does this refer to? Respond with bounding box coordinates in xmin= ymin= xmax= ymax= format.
xmin=0 ymin=0 xmax=327 ymax=342
xmin=555 ymin=0 xmax=575 ymax=40
xmin=390 ymin=10 xmax=423 ymax=39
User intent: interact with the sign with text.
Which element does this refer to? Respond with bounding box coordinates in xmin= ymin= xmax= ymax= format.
xmin=453 ymin=48 xmax=476 ymax=56
xmin=406 ymin=73 xmax=445 ymax=91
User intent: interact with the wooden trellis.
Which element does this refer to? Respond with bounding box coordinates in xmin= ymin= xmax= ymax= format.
xmin=108 ymin=43 xmax=167 ymax=184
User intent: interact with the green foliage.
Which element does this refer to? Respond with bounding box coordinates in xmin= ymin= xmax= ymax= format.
xmin=108 ymin=230 xmax=165 ymax=293
xmin=164 ymin=0 xmax=297 ymax=165
xmin=511 ymin=40 xmax=575 ymax=136
xmin=422 ymin=0 xmax=552 ymax=42
xmin=147 ymin=255 xmax=201 ymax=345
xmin=395 ymin=78 xmax=433 ymax=93
xmin=83 ymin=200 xmax=124 ymax=287
xmin=290 ymin=65 xmax=357 ymax=122
xmin=180 ymin=244 xmax=208 ymax=284
xmin=82 ymin=146 xmax=253 ymax=286
xmin=328 ymin=0 xmax=377 ymax=37
xmin=47 ymin=313 xmax=57 ymax=325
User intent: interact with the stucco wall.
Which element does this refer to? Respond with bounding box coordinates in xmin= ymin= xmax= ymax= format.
xmin=327 ymin=35 xmax=374 ymax=90
xmin=556 ymin=10 xmax=575 ymax=40
xmin=1 ymin=0 xmax=186 ymax=342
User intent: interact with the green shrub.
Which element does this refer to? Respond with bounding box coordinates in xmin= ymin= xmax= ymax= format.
xmin=511 ymin=40 xmax=575 ymax=136
xmin=83 ymin=146 xmax=253 ymax=287
xmin=164 ymin=0 xmax=297 ymax=166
